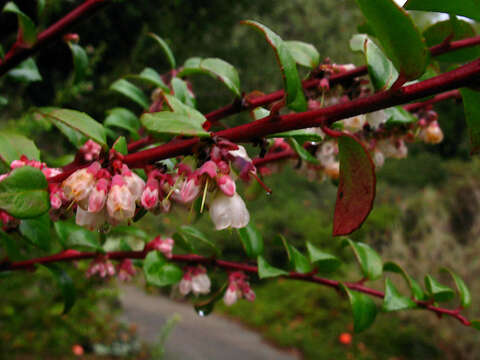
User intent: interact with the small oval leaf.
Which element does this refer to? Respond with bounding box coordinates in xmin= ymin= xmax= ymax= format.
xmin=306 ymin=242 xmax=341 ymax=273
xmin=68 ymin=43 xmax=88 ymax=84
xmin=110 ymin=79 xmax=149 ymax=109
xmin=382 ymin=278 xmax=417 ymax=312
xmin=343 ymin=238 xmax=382 ymax=281
xmin=340 ymin=284 xmax=377 ymax=333
xmin=257 ymin=255 xmax=288 ymax=279
xmin=424 ymin=274 xmax=455 ymax=303
xmin=148 ymin=33 xmax=176 ymax=69
xmin=0 ymin=132 xmax=40 ymax=166
xmin=143 ymin=251 xmax=183 ymax=287
xmin=383 ymin=261 xmax=425 ymax=300
xmin=237 ymin=223 xmax=264 ymax=259
xmin=440 ymin=267 xmax=472 ymax=308
xmin=285 ymin=41 xmax=320 ymax=68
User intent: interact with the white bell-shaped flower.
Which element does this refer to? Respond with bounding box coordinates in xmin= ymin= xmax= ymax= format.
xmin=209 ymin=192 xmax=250 ymax=230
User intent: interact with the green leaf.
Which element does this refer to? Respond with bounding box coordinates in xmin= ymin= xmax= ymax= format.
xmin=306 ymin=242 xmax=341 ymax=273
xmin=54 ymin=221 xmax=102 ymax=251
xmin=460 ymin=88 xmax=480 ymax=154
xmin=143 ymin=251 xmax=183 ymax=287
xmin=340 ymin=284 xmax=377 ymax=333
xmin=382 ymin=278 xmax=417 ymax=312
xmin=333 ymin=134 xmax=376 ymax=236
xmin=405 ymin=0 xmax=480 ymax=22
xmin=19 ymin=213 xmax=51 ymax=250
xmin=129 ymin=67 xmax=169 ymax=92
xmin=471 ymin=320 xmax=480 ymax=331
xmin=424 ymin=19 xmax=480 ymax=63
xmin=257 ymin=255 xmax=288 ymax=279
xmin=109 ymin=225 xmax=149 ymax=240
xmin=178 ymin=57 xmax=241 ymax=97
xmin=424 ymin=274 xmax=455 ymax=302
xmin=268 ymin=129 xmax=323 ymax=143
xmin=355 ymin=0 xmax=429 ymax=80
xmin=68 ymin=43 xmax=88 ymax=84
xmin=237 ymin=223 xmax=264 ymax=259
xmin=112 ymin=136 xmax=128 ymax=155
xmin=171 ymin=77 xmax=196 ymax=108
xmin=8 ymin=58 xmax=42 ymax=83
xmin=280 ymin=235 xmax=313 ymax=274
xmin=285 ymin=41 xmax=320 ymax=69
xmin=44 ymin=264 xmax=76 ymax=314
xmin=383 ymin=261 xmax=425 ymax=300
xmin=242 ymin=20 xmax=307 ymax=111
xmin=36 ymin=108 xmax=107 ymax=148
xmin=110 ymin=79 xmax=149 ymax=109
xmin=148 ymin=33 xmax=176 ymax=69
xmin=0 ymin=167 xmax=49 ymax=218
xmin=343 ymin=238 xmax=382 ymax=281
xmin=0 ymin=132 xmax=40 ymax=166
xmin=141 ymin=112 xmax=210 ymax=138
xmin=104 ymin=107 xmax=140 ymax=138
xmin=440 ymin=268 xmax=472 ymax=308
xmin=350 ymin=34 xmax=398 ymax=91
xmin=384 ymin=106 xmax=417 ymax=126
xmin=3 ymin=2 xmax=37 ymax=46
xmin=175 ymin=225 xmax=219 ymax=256
xmin=251 ymin=107 xmax=270 ymax=121
xmin=0 ymin=229 xmax=22 ymax=261
xmin=37 ymin=0 xmax=45 ymax=16
xmin=289 ymin=138 xmax=319 ymax=164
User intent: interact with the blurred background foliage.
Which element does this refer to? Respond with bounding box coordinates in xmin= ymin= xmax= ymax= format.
xmin=1 ymin=0 xmax=479 ymax=359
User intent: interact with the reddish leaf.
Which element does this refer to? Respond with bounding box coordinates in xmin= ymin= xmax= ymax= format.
xmin=333 ymin=134 xmax=376 ymax=236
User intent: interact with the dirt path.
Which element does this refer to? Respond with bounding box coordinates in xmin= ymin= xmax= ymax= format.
xmin=119 ymin=285 xmax=299 ymax=360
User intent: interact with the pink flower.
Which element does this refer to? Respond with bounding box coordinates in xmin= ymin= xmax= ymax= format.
xmin=209 ymin=192 xmax=250 ymax=230
xmin=179 ymin=274 xmax=192 ymax=296
xmin=76 ymin=207 xmax=106 ymax=231
xmin=62 ymin=162 xmax=101 ymax=202
xmin=223 ymin=271 xmax=255 ymax=306
xmin=141 ymin=177 xmax=159 ymax=209
xmin=117 ymin=259 xmax=136 ymax=282
xmin=121 ymin=165 xmax=145 ymax=202
xmin=88 ymin=178 xmax=110 ymax=213
xmin=86 ymin=256 xmax=115 ymax=278
xmin=146 ymin=236 xmax=174 ymax=258
xmin=171 ymin=178 xmax=201 ymax=204
xmin=192 ymin=272 xmax=211 ymax=295
xmin=106 ymin=175 xmax=136 ymax=224
xmin=223 ymin=284 xmax=239 ymax=306
xmin=216 ymin=174 xmax=236 ymax=197
xmin=197 ymin=160 xmax=218 ymax=178
xmin=49 ymin=183 xmax=66 ymax=210
xmin=178 ymin=266 xmax=211 ymax=296
xmin=79 ymin=139 xmax=102 ymax=162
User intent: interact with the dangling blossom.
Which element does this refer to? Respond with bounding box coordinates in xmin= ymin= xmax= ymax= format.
xmin=141 ymin=176 xmax=159 ymax=210
xmin=62 ymin=162 xmax=101 ymax=203
xmin=209 ymin=192 xmax=250 ymax=230
xmin=216 ymin=174 xmax=236 ymax=197
xmin=146 ymin=236 xmax=174 ymax=258
xmin=223 ymin=271 xmax=255 ymax=306
xmin=342 ymin=115 xmax=366 ymax=133
xmin=377 ymin=139 xmax=408 ymax=159
xmin=324 ymin=161 xmax=340 ymax=180
xmin=117 ymin=259 xmax=136 ymax=282
xmin=421 ymin=121 xmax=444 ymax=144
xmin=86 ymin=256 xmax=115 ymax=279
xmin=76 ymin=207 xmax=106 ymax=231
xmin=121 ymin=165 xmax=145 ymax=202
xmin=366 ymin=110 xmax=387 ymax=129
xmin=88 ymin=178 xmax=110 ymax=213
xmin=171 ymin=177 xmax=201 ymax=204
xmin=106 ymin=175 xmax=136 ymax=225
xmin=372 ymin=149 xmax=385 ymax=168
xmin=178 ymin=266 xmax=211 ymax=296
xmin=49 ymin=183 xmax=66 ymax=210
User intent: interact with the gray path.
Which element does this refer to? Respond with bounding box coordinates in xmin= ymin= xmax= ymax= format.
xmin=119 ymin=285 xmax=298 ymax=360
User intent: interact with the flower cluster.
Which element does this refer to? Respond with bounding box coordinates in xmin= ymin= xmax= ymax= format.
xmin=0 ymin=155 xmax=62 ymax=183
xmin=178 ymin=266 xmax=211 ymax=296
xmin=145 ymin=236 xmax=174 ymax=258
xmin=86 ymin=255 xmax=116 ymax=279
xmin=223 ymin=271 xmax=255 ymax=306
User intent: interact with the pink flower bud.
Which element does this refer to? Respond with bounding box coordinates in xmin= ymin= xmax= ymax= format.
xmin=106 ymin=175 xmax=136 ymax=224
xmin=117 ymin=259 xmax=136 ymax=282
xmin=86 ymin=256 xmax=115 ymax=279
xmin=223 ymin=285 xmax=238 ymax=306
xmin=147 ymin=236 xmax=174 ymax=258
xmin=216 ymin=174 xmax=236 ymax=197
xmin=10 ymin=160 xmax=26 ymax=169
xmin=121 ymin=165 xmax=145 ymax=202
xmin=179 ymin=274 xmax=192 ymax=296
xmin=79 ymin=139 xmax=102 ymax=162
xmin=88 ymin=178 xmax=110 ymax=213
xmin=141 ymin=178 xmax=159 ymax=209
xmin=197 ymin=160 xmax=217 ymax=178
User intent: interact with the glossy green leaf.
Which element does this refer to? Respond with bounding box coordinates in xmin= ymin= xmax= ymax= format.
xmin=112 ymin=136 xmax=128 ymax=155
xmin=405 ymin=0 xmax=480 ymax=22
xmin=129 ymin=67 xmax=169 ymax=92
xmin=306 ymin=242 xmax=341 ymax=273
xmin=251 ymin=107 xmax=270 ymax=121
xmin=171 ymin=77 xmax=196 ymax=108
xmin=384 ymin=106 xmax=417 ymax=126
xmin=340 ymin=284 xmax=377 ymax=333
xmin=104 ymin=107 xmax=140 ymax=138
xmin=460 ymin=88 xmax=480 ymax=154
xmin=333 ymin=134 xmax=376 ymax=236
xmin=424 ymin=19 xmax=480 ymax=63
xmin=110 ymin=79 xmax=149 ymax=109
xmin=257 ymin=255 xmax=288 ymax=279
xmin=289 ymin=138 xmax=319 ymax=164
xmin=350 ymin=34 xmax=398 ymax=91
xmin=54 ymin=221 xmax=102 ymax=251
xmin=0 ymin=167 xmax=49 ymax=218
xmin=36 ymin=108 xmax=107 ymax=148
xmin=141 ymin=111 xmax=209 ymax=138
xmin=3 ymin=2 xmax=37 ymax=46
xmin=440 ymin=268 xmax=472 ymax=308
xmin=0 ymin=132 xmax=40 ymax=166
xmin=424 ymin=274 xmax=455 ymax=302
xmin=178 ymin=57 xmax=241 ymax=97
xmin=268 ymin=129 xmax=323 ymax=143
xmin=382 ymin=278 xmax=417 ymax=312
xmin=242 ymin=20 xmax=307 ymax=111
xmin=355 ymin=0 xmax=429 ymax=80
xmin=8 ymin=58 xmax=42 ymax=83
xmin=383 ymin=261 xmax=425 ymax=300
xmin=237 ymin=223 xmax=264 ymax=259
xmin=175 ymin=225 xmax=219 ymax=256
xmin=148 ymin=33 xmax=176 ymax=69
xmin=285 ymin=41 xmax=320 ymax=68
xmin=143 ymin=251 xmax=183 ymax=287
xmin=280 ymin=235 xmax=313 ymax=274
xmin=19 ymin=213 xmax=51 ymax=250
xmin=44 ymin=264 xmax=76 ymax=314
xmin=343 ymin=238 xmax=382 ymax=280
xmin=68 ymin=43 xmax=88 ymax=84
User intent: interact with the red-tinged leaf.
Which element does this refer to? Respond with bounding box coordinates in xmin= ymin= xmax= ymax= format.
xmin=333 ymin=134 xmax=376 ymax=236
